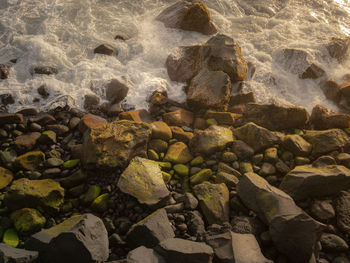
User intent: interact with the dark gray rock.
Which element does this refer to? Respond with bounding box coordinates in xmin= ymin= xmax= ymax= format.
xmin=0 ymin=243 xmax=38 ymax=263
xmin=282 ymin=134 xmax=312 ymax=157
xmin=33 ymin=66 xmax=58 ymax=75
xmin=312 ymin=155 xmax=337 ymax=167
xmin=184 ymin=192 xmax=198 ymax=210
xmin=310 ymin=200 xmax=335 ymax=222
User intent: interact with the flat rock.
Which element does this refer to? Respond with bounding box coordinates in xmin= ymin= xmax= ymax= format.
xmin=79 ymin=114 xmax=107 ymax=133
xmin=0 ymin=243 xmax=38 ymax=263
xmin=310 ymin=104 xmax=350 ymax=129
xmin=163 ymin=109 xmax=194 ymax=127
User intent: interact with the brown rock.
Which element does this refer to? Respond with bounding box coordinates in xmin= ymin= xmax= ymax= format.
xmin=32 ymin=66 xmax=58 ymax=75
xmin=29 ymin=114 xmax=56 ymax=126
xmin=170 ymin=126 xmax=194 ymax=143
xmin=204 ymin=110 xmax=238 ymax=126
xmin=229 ymin=92 xmax=256 ymax=106
xmin=301 ymin=63 xmax=326 ymax=79
xmin=156 ymin=0 xmax=217 ymax=35
xmin=310 ymin=104 xmax=350 ymax=129
xmin=163 ymin=109 xmax=194 ymax=127
xmin=79 ymin=114 xmax=107 ymax=133
xmin=340 ymin=81 xmax=350 ymax=98
xmin=151 ymin=121 xmax=172 ymax=140
xmin=0 ymin=113 xmax=24 ymax=125
xmin=84 ymin=94 xmax=100 ymax=110
xmin=193 ymin=117 xmax=206 ymax=129
xmin=15 ymin=132 xmax=41 ymax=152
xmin=119 ymin=109 xmax=153 ymax=123
xmin=321 ymin=79 xmax=341 ymax=103
xmin=0 ymin=64 xmax=10 ymax=79
xmin=94 ymin=44 xmax=115 ymax=55
xmin=37 ymin=85 xmax=50 ymax=98
xmin=106 ymin=77 xmax=130 ymax=104
xmin=326 ymin=37 xmax=350 ymax=63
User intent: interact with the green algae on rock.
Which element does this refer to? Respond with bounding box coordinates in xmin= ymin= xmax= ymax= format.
xmin=81 ymin=185 xmax=101 ymax=206
xmin=0 ymin=167 xmax=13 ymax=190
xmin=3 ymin=229 xmax=19 ymax=248
xmin=91 ymin=193 xmax=109 ymax=212
xmin=14 ymin=151 xmax=45 ymax=171
xmin=11 ymin=208 xmax=46 ymax=234
xmin=164 ymin=142 xmax=193 ymax=164
xmin=63 ymin=159 xmax=80 ymax=169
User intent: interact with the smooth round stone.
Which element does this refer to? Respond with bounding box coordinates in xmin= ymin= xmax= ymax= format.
xmin=46 ymin=158 xmax=64 ymax=168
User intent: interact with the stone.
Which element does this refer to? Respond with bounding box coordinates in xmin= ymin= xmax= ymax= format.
xmin=310 ymin=200 xmax=335 ymax=221
xmin=164 ymin=142 xmax=193 ymax=164
xmin=14 ymin=151 xmax=45 ymax=171
xmin=163 ymin=109 xmax=194 ymax=127
xmin=149 ymin=139 xmax=168 ymax=153
xmin=156 ymin=0 xmax=217 ymax=35
xmin=217 ymin=162 xmax=241 ymax=177
xmin=5 ymin=178 xmax=64 ymax=212
xmin=2 ymin=229 xmax=19 ymax=248
xmin=280 ymin=165 xmax=350 ymax=200
xmin=119 ymin=109 xmax=153 ymax=123
xmin=14 ymin=132 xmax=41 ymax=152
xmin=46 ymin=124 xmax=69 ymax=135
xmin=29 ymin=114 xmax=55 ymax=126
xmin=282 ymin=134 xmax=312 ymax=157
xmin=237 ymin=172 xmax=323 ymax=263
xmin=82 ymin=120 xmax=151 ymax=168
xmin=84 ymin=94 xmax=100 ymax=110
xmin=335 ymin=190 xmax=350 ymax=233
xmin=127 ymin=209 xmax=175 ymax=248
xmin=56 ymin=169 xmax=87 ymax=189
xmin=215 ymin=172 xmax=239 ymax=188
xmin=37 ymin=85 xmax=50 ymax=98
xmin=337 ymin=153 xmax=350 ymax=168
xmin=126 ymin=246 xmax=165 ymax=263
xmin=303 ymin=129 xmax=350 ymax=157
xmin=11 ymin=208 xmax=46 ymax=234
xmin=260 ymin=162 xmax=276 ymax=176
xmin=106 ymin=77 xmax=130 ymax=104
xmin=190 ymin=125 xmax=234 ymax=156
xmin=0 ymin=167 xmax=13 ymax=190
xmin=233 ymin=122 xmax=280 ymax=152
xmin=91 ymin=193 xmax=109 ymax=213
xmin=295 ymin=156 xmax=310 ymax=165
xmin=94 ymin=44 xmax=114 ymax=55
xmin=25 ymin=214 xmax=108 ymax=263
xmin=79 ymin=114 xmax=107 ymax=133
xmin=0 ymin=113 xmax=23 ymax=126
xmin=170 ymin=126 xmax=194 ymax=143
xmin=275 ymin=160 xmax=290 ymax=175
xmin=16 ymin=107 xmax=39 ymax=116
xmin=321 ymin=79 xmax=341 ymax=103
xmin=0 ymin=94 xmax=15 ymax=105
xmin=229 ymin=91 xmax=256 ymax=107
xmin=326 ymin=37 xmax=350 ymax=62
xmin=151 ymin=121 xmax=172 ymax=140
xmin=184 ymin=192 xmax=199 ymax=210
xmin=221 ymin=152 xmax=238 ymax=163
xmin=38 ymin=130 xmax=56 ymax=144
xmin=0 ymin=64 xmax=10 ymax=79
xmin=118 ymin=157 xmax=170 ymax=206
xmin=63 ymin=159 xmax=80 ymax=169
xmin=155 ymin=238 xmax=214 ymax=263
xmin=190 ymin=169 xmax=212 ymax=185
xmin=32 ymin=66 xmax=58 ymax=75
xmin=187 ymin=68 xmax=231 ymax=111
xmin=0 ymin=243 xmax=38 ymax=263
xmin=313 ymin=155 xmax=336 ymax=167
xmin=310 ymin=104 xmax=350 ymax=129
xmin=193 ymin=182 xmax=229 ymax=225
xmin=173 ymin=164 xmax=189 ymax=177
xmin=204 ymin=111 xmax=237 ymax=126
xmin=320 ymin=233 xmax=349 ymax=252
xmin=190 ymin=156 xmax=204 ymax=166
xmin=231 ymin=140 xmax=254 ymax=160
xmin=264 ymin=147 xmax=278 ymax=163
xmin=81 ymin=185 xmax=101 ymax=206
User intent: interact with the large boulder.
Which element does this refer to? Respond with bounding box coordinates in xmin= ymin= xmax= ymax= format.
xmin=303 ymin=129 xmax=350 ymax=157
xmin=117 ymin=157 xmax=170 ymax=206
xmin=237 ymin=172 xmax=323 ymax=263
xmin=241 ymin=103 xmax=309 ymax=130
xmin=4 ymin=178 xmax=64 ymax=213
xmin=193 ymin=182 xmax=229 ymax=225
xmin=82 ymin=120 xmax=151 ymax=168
xmin=187 ymin=68 xmax=231 ymax=111
xmin=190 ymin=125 xmax=234 ymax=156
xmin=233 ymin=122 xmax=280 ymax=152
xmin=0 ymin=243 xmax=38 ymax=263
xmin=156 ymin=0 xmax=217 ymax=35
xmin=25 ymin=214 xmax=108 ymax=263
xmin=280 ymin=165 xmax=350 ymax=201
xmin=310 ymin=104 xmax=350 ymax=129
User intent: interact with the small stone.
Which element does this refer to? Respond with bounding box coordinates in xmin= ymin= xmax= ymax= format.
xmin=15 ymin=151 xmax=45 ymax=171
xmin=295 ymin=157 xmax=310 ymax=165
xmin=11 ymin=208 xmax=46 ymax=234
xmin=106 ymin=77 xmax=130 ymax=104
xmin=310 ymin=200 xmax=335 ymax=221
xmin=0 ymin=167 xmax=13 ymax=190
xmin=33 ymin=66 xmax=58 ymax=75
xmin=240 ymin=162 xmax=253 ymax=174
xmin=46 ymin=158 xmax=64 ymax=168
xmin=320 ymin=233 xmax=349 ymax=252
xmin=221 ymin=152 xmax=238 ymax=163
xmin=81 ymin=185 xmax=101 ymax=206
xmin=149 ymin=139 xmax=168 ymax=154
xmin=173 ymin=164 xmax=189 ymax=177
xmin=260 ymin=162 xmax=276 ymax=176
xmin=190 ymin=169 xmax=212 ymax=186
xmin=148 ymin=149 xmax=159 ymax=161
xmin=91 ymin=193 xmax=109 ymax=213
xmin=190 ymin=156 xmax=204 ymax=167
xmin=151 ymin=121 xmax=172 ymax=141
xmin=94 ymin=44 xmax=114 ymax=55
xmin=184 ymin=193 xmax=198 ymax=210
xmin=264 ymin=147 xmax=278 ymax=163
xmin=0 ymin=64 xmax=10 ymax=79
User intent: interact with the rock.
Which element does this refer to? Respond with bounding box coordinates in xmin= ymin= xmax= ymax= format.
xmin=164 ymin=142 xmax=193 ymax=164
xmin=117 ymin=157 xmax=169 ymax=206
xmin=264 ymin=147 xmax=278 ymax=163
xmin=310 ymin=104 xmax=350 ymax=129
xmin=57 ymin=169 xmax=87 ymax=189
xmin=127 ymin=209 xmax=174 ymax=248
xmin=155 ymin=238 xmax=214 ymax=263
xmin=91 ymin=193 xmax=109 ymax=212
xmin=11 ymin=208 xmax=46 ymax=234
xmin=187 ymin=68 xmax=231 ymax=111
xmin=313 ymin=155 xmax=337 ymax=167
xmin=217 ymin=162 xmax=241 ymax=177
xmin=119 ymin=110 xmax=153 ymax=123
xmin=0 ymin=64 xmax=10 ymax=79
xmin=0 ymin=243 xmax=38 ymax=263
xmin=0 ymin=113 xmax=23 ymax=125
xmin=81 ymin=185 xmax=101 ymax=206
xmin=79 ymin=113 xmax=107 ymax=133
xmin=63 ymin=159 xmax=80 ymax=169
xmin=4 ymin=178 xmax=64 ymax=213
xmin=190 ymin=169 xmax=212 ymax=185
xmin=37 ymin=85 xmax=50 ymax=98
xmin=14 ymin=151 xmax=45 ymax=171
xmin=326 ymin=37 xmax=350 ymax=62
xmin=260 ymin=162 xmax=276 ymax=176
xmin=237 ymin=172 xmax=323 ymax=263
xmin=126 ymin=246 xmax=165 ymax=263
xmin=2 ymin=229 xmax=19 ymax=248
xmin=0 ymin=94 xmax=15 ymax=105
xmin=321 ymin=79 xmax=341 ymax=103
xmin=320 ymin=233 xmax=349 ymax=252
xmin=0 ymin=167 xmax=13 ymax=190
xmin=46 ymin=124 xmax=69 ymax=135
xmin=205 ymin=231 xmax=272 ymax=263
xmin=170 ymin=126 xmax=194 ymax=143
xmin=233 ymin=122 xmax=280 ymax=152
xmin=229 ymin=91 xmax=256 ymax=107
xmin=221 ymin=152 xmax=238 ymax=163
xmin=303 ymin=129 xmax=350 ymax=157
xmin=337 ymin=153 xmax=350 ymax=168
xmin=106 ymin=77 xmax=130 ymax=104
xmin=163 ymin=109 xmax=194 ymax=127
xmin=38 ymin=130 xmax=56 ymax=144
xmin=151 ymin=121 xmax=172 ymax=140
xmin=25 ymin=214 xmax=108 ymax=263
xmin=16 ymin=107 xmax=39 ymax=116
xmin=149 ymin=139 xmax=168 ymax=153
xmin=231 ymin=140 xmax=254 ymax=160
xmin=204 ymin=111 xmax=237 ymax=126
xmin=32 ymin=66 xmax=58 ymax=75
xmin=301 ymin=63 xmax=326 ymax=79
xmin=215 ymin=172 xmax=239 ymax=188
xmin=335 ymin=190 xmax=350 ymax=233
xmin=193 ymin=182 xmax=229 ymax=225
xmin=84 ymin=94 xmax=100 ymax=110
xmin=184 ymin=192 xmax=199 ymax=210
xmin=173 ymin=164 xmax=189 ymax=177
xmin=29 ymin=114 xmax=56 ymax=126
xmin=310 ymin=200 xmax=335 ymax=221
xmin=156 ymin=0 xmax=217 ymax=35
xmin=241 ymin=103 xmax=309 ymax=130
xmin=82 ymin=120 xmax=151 ymax=168
xmin=282 ymin=134 xmax=312 ymax=157
xmin=190 ymin=125 xmax=234 ymax=156
xmin=94 ymin=44 xmax=114 ymax=55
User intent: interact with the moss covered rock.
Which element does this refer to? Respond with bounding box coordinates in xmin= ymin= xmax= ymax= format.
xmin=149 ymin=139 xmax=168 ymax=153
xmin=173 ymin=164 xmax=189 ymax=177
xmin=91 ymin=193 xmax=109 ymax=213
xmin=3 ymin=229 xmax=19 ymax=248
xmin=190 ymin=169 xmax=212 ymax=185
xmin=81 ymin=185 xmax=101 ymax=206
xmin=151 ymin=121 xmax=172 ymax=141
xmin=164 ymin=142 xmax=193 ymax=164
xmin=11 ymin=208 xmax=46 ymax=234
xmin=0 ymin=167 xmax=13 ymax=190
xmin=63 ymin=159 xmax=80 ymax=169
xmin=14 ymin=151 xmax=45 ymax=171
xmin=39 ymin=130 xmax=57 ymax=144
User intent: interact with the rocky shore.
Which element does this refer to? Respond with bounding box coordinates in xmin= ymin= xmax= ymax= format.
xmin=1 ymin=1 xmax=350 ymax=263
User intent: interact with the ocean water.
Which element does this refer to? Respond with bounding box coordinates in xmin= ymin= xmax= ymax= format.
xmin=0 ymin=0 xmax=350 ymax=112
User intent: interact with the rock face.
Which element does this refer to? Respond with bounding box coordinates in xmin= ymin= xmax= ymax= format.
xmin=0 ymin=243 xmax=38 ymax=263
xmin=233 ymin=122 xmax=280 ymax=152
xmin=310 ymin=104 xmax=350 ymax=129
xmin=193 ymin=182 xmax=230 ymax=225
xmin=82 ymin=120 xmax=151 ymax=168
xmin=25 ymin=214 xmax=108 ymax=263
xmin=190 ymin=125 xmax=234 ymax=156
xmin=237 ymin=172 xmax=323 ymax=263
xmin=4 ymin=178 xmax=64 ymax=213
xmin=127 ymin=209 xmax=175 ymax=248
xmin=241 ymin=103 xmax=309 ymax=130
xmin=187 ymin=68 xmax=231 ymax=111
xmin=280 ymin=165 xmax=350 ymax=201
xmin=156 ymin=0 xmax=217 ymax=35
xmin=117 ymin=157 xmax=170 ymax=206
xmin=155 ymin=238 xmax=214 ymax=263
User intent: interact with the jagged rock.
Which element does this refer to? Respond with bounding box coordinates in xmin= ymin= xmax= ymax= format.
xmin=94 ymin=44 xmax=115 ymax=55
xmin=155 ymin=238 xmax=214 ymax=263
xmin=190 ymin=125 xmax=234 ymax=156
xmin=25 ymin=214 xmax=108 ymax=263
xmin=0 ymin=243 xmax=38 ymax=263
xmin=335 ymin=190 xmax=350 ymax=233
xmin=82 ymin=120 xmax=151 ymax=168
xmin=0 ymin=167 xmax=13 ymax=190
xmin=282 ymin=134 xmax=312 ymax=157
xmin=237 ymin=172 xmax=323 ymax=263
xmin=164 ymin=142 xmax=193 ymax=164
xmin=126 ymin=209 xmax=174 ymax=247
xmin=106 ymin=77 xmax=130 ymax=104
xmin=117 ymin=157 xmax=169 ymax=206
xmin=326 ymin=37 xmax=350 ymax=62
xmin=0 ymin=64 xmax=10 ymax=79
xmin=303 ymin=129 xmax=350 ymax=157
xmin=14 ymin=151 xmax=45 ymax=171
xmin=4 ymin=178 xmax=64 ymax=213
xmin=126 ymin=246 xmax=165 ymax=263
xmin=163 ymin=109 xmax=194 ymax=127
xmin=233 ymin=122 xmax=280 ymax=152
xmin=151 ymin=121 xmax=172 ymax=140
xmin=11 ymin=208 xmax=46 ymax=234
xmin=79 ymin=114 xmax=107 ymax=133
xmin=193 ymin=182 xmax=229 ymax=225
xmin=156 ymin=0 xmax=217 ymax=35
xmin=280 ymin=165 xmax=350 ymax=200
xmin=310 ymin=104 xmax=350 ymax=129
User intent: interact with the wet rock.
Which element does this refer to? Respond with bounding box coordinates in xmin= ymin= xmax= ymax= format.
xmin=0 ymin=243 xmax=38 ymax=263
xmin=0 ymin=113 xmax=23 ymax=125
xmin=126 ymin=246 xmax=165 ymax=263
xmin=16 ymin=107 xmax=39 ymax=116
xmin=0 ymin=167 xmax=13 ymax=190
xmin=321 ymin=79 xmax=341 ymax=103
xmin=326 ymin=37 xmax=350 ymax=63
xmin=0 ymin=94 xmax=15 ymax=105
xmin=190 ymin=125 xmax=234 ymax=156
xmin=32 ymin=66 xmax=58 ymax=75
xmin=25 ymin=214 xmax=108 ymax=263
xmin=57 ymin=169 xmax=87 ymax=189
xmin=229 ymin=91 xmax=256 ymax=107
xmin=163 ymin=109 xmax=194 ymax=127
xmin=155 ymin=238 xmax=214 ymax=263
xmin=193 ymin=182 xmax=229 ymax=225
xmin=233 ymin=122 xmax=280 ymax=152
xmin=29 ymin=114 xmax=55 ymax=126
xmin=204 ymin=111 xmax=237 ymax=126
xmin=5 ymin=178 xmax=64 ymax=213
xmin=79 ymin=113 xmax=107 ymax=133
xmin=0 ymin=64 xmax=10 ymax=79
xmin=280 ymin=165 xmax=350 ymax=201
xmin=11 ymin=208 xmax=46 ymax=234
xmin=335 ymin=190 xmax=350 ymax=233
xmin=15 ymin=151 xmax=45 ymax=171
xmin=164 ymin=142 xmax=193 ymax=164
xmin=156 ymin=0 xmax=217 ymax=35
xmin=82 ymin=120 xmax=151 ymax=168
xmin=94 ymin=44 xmax=115 ymax=55
xmin=37 ymin=85 xmax=50 ymax=98
xmin=282 ymin=134 xmax=312 ymax=157
xmin=184 ymin=192 xmax=199 ymax=210
xmin=151 ymin=121 xmax=172 ymax=141
xmin=320 ymin=233 xmax=349 ymax=252
xmin=106 ymin=77 xmax=130 ymax=104
xmin=119 ymin=109 xmax=153 ymax=123
xmin=84 ymin=94 xmax=100 ymax=110
xmin=237 ymin=172 xmax=323 ymax=263
xmin=117 ymin=157 xmax=169 ymax=206
xmin=310 ymin=104 xmax=350 ymax=129
xmin=126 ymin=209 xmax=174 ymax=248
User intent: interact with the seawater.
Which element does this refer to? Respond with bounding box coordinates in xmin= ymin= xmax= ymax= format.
xmin=1 ymin=0 xmax=350 ymax=112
